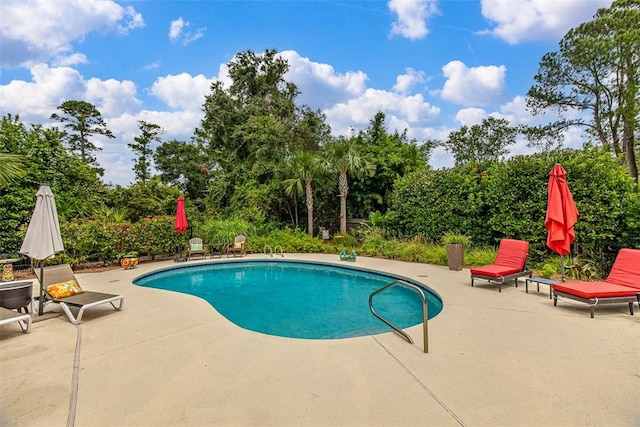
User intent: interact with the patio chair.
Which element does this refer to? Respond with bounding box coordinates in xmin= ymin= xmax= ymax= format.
xmin=0 ymin=307 xmax=31 ymax=333
xmin=552 ymin=248 xmax=640 ymax=318
xmin=227 ymin=235 xmax=246 ymax=257
xmin=188 ymin=237 xmax=206 ymax=261
xmin=36 ymin=264 xmax=124 ymax=325
xmin=470 ymin=239 xmax=532 ymax=292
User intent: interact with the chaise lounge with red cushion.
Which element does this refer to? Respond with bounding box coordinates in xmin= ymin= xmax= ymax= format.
xmin=552 ymin=248 xmax=640 ymax=318
xmin=470 ymin=239 xmax=532 ymax=292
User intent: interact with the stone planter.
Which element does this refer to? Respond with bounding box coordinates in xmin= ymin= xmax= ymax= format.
xmin=446 ymin=244 xmax=465 ymax=271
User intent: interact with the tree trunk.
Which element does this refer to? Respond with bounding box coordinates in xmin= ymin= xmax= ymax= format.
xmin=339 ymin=170 xmax=348 ymax=233
xmin=623 ymin=118 xmax=638 ymax=187
xmin=305 ymin=180 xmax=314 ymax=237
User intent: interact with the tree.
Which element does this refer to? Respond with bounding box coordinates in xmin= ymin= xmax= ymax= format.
xmin=349 ymin=112 xmax=426 ymax=217
xmin=442 ymin=117 xmax=516 ymax=167
xmin=154 ymin=139 xmax=211 ymax=204
xmin=51 ymin=100 xmax=114 ymax=174
xmin=283 ymin=150 xmax=323 ymax=236
xmin=526 ymin=0 xmax=640 ymax=183
xmin=129 ymin=121 xmax=162 ymax=183
xmin=195 ymin=49 xmax=331 ymax=224
xmin=0 ymin=114 xmax=108 ymax=251
xmin=323 ymin=137 xmax=375 ymax=234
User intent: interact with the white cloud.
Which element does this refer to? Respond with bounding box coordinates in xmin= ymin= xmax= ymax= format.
xmin=388 ymin=0 xmax=438 ymax=40
xmin=479 ymin=0 xmax=612 ymax=44
xmin=455 ymin=108 xmax=487 ymax=126
xmin=0 ymin=0 xmax=144 ymax=68
xmin=440 ymin=60 xmax=507 ymax=106
xmin=143 ymin=61 xmax=161 ymax=71
xmin=169 ymin=18 xmax=185 ymax=41
xmin=52 ymin=53 xmax=89 ymax=67
xmin=393 ymin=68 xmax=426 ymax=94
xmin=151 ymin=73 xmax=215 ymax=111
xmin=168 ymin=17 xmax=205 ymax=45
xmin=280 ymin=50 xmax=368 ymax=109
xmin=323 ymin=89 xmax=440 ymax=138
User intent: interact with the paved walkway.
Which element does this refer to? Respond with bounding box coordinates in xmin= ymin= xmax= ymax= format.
xmin=1 ymin=254 xmax=639 ymax=426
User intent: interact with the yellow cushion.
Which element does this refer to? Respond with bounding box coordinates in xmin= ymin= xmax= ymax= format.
xmin=46 ymin=280 xmax=84 ymax=299
xmin=233 ymin=242 xmax=243 ymax=249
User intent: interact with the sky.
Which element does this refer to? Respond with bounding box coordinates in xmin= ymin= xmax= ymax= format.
xmin=0 ymin=0 xmax=613 ymax=186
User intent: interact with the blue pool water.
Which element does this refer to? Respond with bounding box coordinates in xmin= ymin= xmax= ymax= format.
xmin=134 ymin=260 xmax=443 ymax=339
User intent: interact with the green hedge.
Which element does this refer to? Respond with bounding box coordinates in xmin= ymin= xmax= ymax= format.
xmin=390 ymin=147 xmax=640 ymax=272
xmin=59 ymin=215 xmax=190 ymax=264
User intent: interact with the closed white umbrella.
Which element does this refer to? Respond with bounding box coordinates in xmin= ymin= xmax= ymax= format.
xmin=19 ymin=185 xmax=64 ymax=315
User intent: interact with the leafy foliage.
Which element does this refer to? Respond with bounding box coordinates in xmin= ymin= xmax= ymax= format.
xmin=129 ymin=121 xmax=162 ymax=183
xmin=50 ymin=100 xmax=114 ymax=175
xmin=441 ymin=117 xmax=516 ymax=167
xmin=390 ymin=146 xmax=640 ymax=270
xmin=526 ymin=0 xmax=640 ymax=183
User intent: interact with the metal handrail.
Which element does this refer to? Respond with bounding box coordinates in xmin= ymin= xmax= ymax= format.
xmin=273 ymin=245 xmax=284 ymax=257
xmin=263 ymin=245 xmax=273 ymax=257
xmin=369 ymin=279 xmax=429 ymax=353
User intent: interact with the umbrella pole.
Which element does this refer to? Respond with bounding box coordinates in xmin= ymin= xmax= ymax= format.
xmin=38 ymin=260 xmax=45 ymax=316
xmin=560 ymin=255 xmax=565 ymax=283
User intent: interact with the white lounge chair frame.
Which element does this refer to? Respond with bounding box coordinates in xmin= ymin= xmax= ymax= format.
xmin=0 ymin=307 xmax=31 ymax=333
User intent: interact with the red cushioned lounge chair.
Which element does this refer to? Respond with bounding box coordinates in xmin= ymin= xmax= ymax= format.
xmin=470 ymin=239 xmax=532 ymax=292
xmin=552 ymin=248 xmax=640 ymax=318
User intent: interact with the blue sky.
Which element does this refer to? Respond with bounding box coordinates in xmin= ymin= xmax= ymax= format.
xmin=0 ymin=0 xmax=612 ymax=186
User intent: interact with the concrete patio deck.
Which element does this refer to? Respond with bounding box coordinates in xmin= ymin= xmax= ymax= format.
xmin=1 ymin=254 xmax=638 ymax=426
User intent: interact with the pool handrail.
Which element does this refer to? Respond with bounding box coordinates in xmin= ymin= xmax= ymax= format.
xmin=369 ymin=279 xmax=429 ymax=353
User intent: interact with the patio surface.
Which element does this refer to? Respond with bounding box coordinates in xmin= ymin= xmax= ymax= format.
xmin=1 ymin=254 xmax=639 ymax=426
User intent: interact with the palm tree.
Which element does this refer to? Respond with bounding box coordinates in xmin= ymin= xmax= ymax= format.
xmin=324 ymin=137 xmax=375 ymax=234
xmin=283 ymin=150 xmax=321 ymax=237
xmin=0 ymin=153 xmax=25 ymax=187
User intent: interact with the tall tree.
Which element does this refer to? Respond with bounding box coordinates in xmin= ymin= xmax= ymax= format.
xmin=283 ymin=150 xmax=323 ymax=236
xmin=323 ymin=137 xmax=375 ymax=234
xmin=129 ymin=121 xmax=162 ymax=183
xmin=526 ymin=0 xmax=640 ymax=183
xmin=196 ymin=49 xmax=331 ymax=223
xmin=51 ymin=100 xmax=114 ymax=174
xmin=349 ymin=112 xmax=426 ymax=217
xmin=154 ymin=139 xmax=211 ymax=203
xmin=442 ymin=117 xmax=516 ymax=167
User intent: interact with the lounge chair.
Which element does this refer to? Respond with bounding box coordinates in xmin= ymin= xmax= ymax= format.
xmin=36 ymin=264 xmax=124 ymax=325
xmin=227 ymin=235 xmax=246 ymax=257
xmin=188 ymin=237 xmax=206 ymax=261
xmin=552 ymin=248 xmax=640 ymax=318
xmin=470 ymin=239 xmax=532 ymax=292
xmin=0 ymin=307 xmax=31 ymax=333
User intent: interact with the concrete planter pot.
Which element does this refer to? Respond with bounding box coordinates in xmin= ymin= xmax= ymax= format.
xmin=446 ymin=244 xmax=465 ymax=271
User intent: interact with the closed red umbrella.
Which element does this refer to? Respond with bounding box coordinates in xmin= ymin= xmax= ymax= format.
xmin=174 ymin=195 xmax=188 ymax=233
xmin=544 ymin=164 xmax=579 ymax=281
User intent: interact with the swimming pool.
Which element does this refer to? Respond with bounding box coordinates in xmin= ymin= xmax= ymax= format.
xmin=134 ymin=260 xmax=443 ymax=339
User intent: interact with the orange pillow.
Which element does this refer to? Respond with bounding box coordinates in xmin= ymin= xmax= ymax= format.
xmin=46 ymin=280 xmax=84 ymax=299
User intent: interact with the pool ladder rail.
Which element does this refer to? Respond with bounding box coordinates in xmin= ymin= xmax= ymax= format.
xmin=369 ymin=279 xmax=429 ymax=353
xmin=263 ymin=245 xmax=284 ymax=257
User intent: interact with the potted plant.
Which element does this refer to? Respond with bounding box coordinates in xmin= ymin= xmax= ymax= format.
xmin=442 ymin=232 xmax=470 ymax=271
xmin=120 ymin=251 xmax=139 ymax=270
